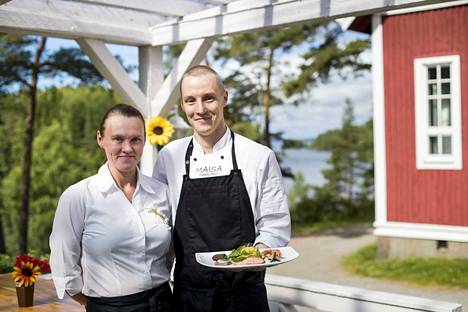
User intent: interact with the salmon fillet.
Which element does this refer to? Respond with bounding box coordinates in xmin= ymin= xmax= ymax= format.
xmin=234 ymin=256 xmax=264 ymax=265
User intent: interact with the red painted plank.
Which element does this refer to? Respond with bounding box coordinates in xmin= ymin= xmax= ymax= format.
xmin=384 ymin=5 xmax=468 ymax=226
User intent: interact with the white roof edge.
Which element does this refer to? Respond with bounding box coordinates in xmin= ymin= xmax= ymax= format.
xmin=385 ymin=0 xmax=468 ymax=16
xmin=344 ymin=0 xmax=468 ymax=31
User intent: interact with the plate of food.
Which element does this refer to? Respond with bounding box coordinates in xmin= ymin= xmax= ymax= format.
xmin=195 ymin=245 xmax=299 ymax=269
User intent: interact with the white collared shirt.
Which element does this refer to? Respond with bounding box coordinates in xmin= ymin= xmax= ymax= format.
xmin=49 ymin=164 xmax=172 ymax=299
xmin=153 ymin=128 xmax=290 ymax=248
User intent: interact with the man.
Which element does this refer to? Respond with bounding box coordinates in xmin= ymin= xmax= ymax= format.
xmin=153 ymin=65 xmax=290 ymax=312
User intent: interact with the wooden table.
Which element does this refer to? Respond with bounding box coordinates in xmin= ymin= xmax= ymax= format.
xmin=0 ymin=274 xmax=83 ymax=311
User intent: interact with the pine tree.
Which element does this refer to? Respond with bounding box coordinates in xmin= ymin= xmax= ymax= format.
xmin=0 ymin=35 xmax=103 ymax=253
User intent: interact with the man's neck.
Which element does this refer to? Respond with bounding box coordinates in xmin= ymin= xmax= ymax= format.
xmin=194 ymin=125 xmax=227 ymax=154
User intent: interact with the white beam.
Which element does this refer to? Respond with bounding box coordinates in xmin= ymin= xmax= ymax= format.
xmin=151 ymin=0 xmax=450 ymax=46
xmin=81 ymin=0 xmax=209 ymax=17
xmin=206 ymin=0 xmax=231 ymax=4
xmin=138 ymin=45 xmax=164 ymax=175
xmin=0 ymin=1 xmax=153 ymax=45
xmin=151 ymin=38 xmax=214 ymax=117
xmin=77 ymin=38 xmax=148 ymax=116
xmin=266 ymin=274 xmax=462 ymax=312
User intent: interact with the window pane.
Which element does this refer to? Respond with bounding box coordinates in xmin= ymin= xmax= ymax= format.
xmin=441 ymin=98 xmax=451 ymax=126
xmin=442 ymin=136 xmax=452 ymax=154
xmin=428 ymin=67 xmax=437 ymax=80
xmin=429 ymin=136 xmax=438 ymax=154
xmin=429 ymin=99 xmax=438 ymax=126
xmin=428 ymin=83 xmax=437 ymax=95
xmin=441 ymin=66 xmax=450 ymax=79
xmin=441 ymin=82 xmax=451 ymax=94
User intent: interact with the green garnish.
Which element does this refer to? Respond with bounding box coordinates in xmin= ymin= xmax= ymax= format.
xmin=227 ymin=244 xmax=262 ymax=262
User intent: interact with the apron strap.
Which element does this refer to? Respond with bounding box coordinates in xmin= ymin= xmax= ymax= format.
xmin=184 ymin=140 xmax=194 ymax=176
xmin=230 ymin=131 xmax=238 ymax=170
xmin=184 ymin=130 xmax=238 ymax=175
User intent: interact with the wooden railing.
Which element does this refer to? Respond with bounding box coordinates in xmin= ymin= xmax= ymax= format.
xmin=0 ymin=273 xmax=462 ymax=311
xmin=266 ymin=274 xmax=463 ymax=312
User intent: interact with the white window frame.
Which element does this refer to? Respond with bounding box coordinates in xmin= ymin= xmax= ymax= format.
xmin=414 ymin=55 xmax=462 ymax=170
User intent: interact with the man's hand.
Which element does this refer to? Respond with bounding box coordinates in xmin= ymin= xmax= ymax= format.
xmin=254 ymin=243 xmax=269 ymax=250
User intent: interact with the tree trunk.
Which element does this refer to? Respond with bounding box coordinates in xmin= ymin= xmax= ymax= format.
xmin=0 ymin=216 xmax=6 ymax=253
xmin=19 ymin=37 xmax=46 ymax=253
xmin=262 ymin=48 xmax=274 ymax=148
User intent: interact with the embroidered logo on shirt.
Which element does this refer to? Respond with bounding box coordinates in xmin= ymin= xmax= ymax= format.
xmin=146 ymin=208 xmax=169 ymax=225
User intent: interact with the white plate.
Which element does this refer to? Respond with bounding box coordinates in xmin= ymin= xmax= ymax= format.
xmin=195 ymin=246 xmax=299 ymax=269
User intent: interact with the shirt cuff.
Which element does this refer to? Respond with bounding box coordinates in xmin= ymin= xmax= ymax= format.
xmin=254 ymin=232 xmax=287 ymax=249
xmin=52 ymin=276 xmax=83 ymax=299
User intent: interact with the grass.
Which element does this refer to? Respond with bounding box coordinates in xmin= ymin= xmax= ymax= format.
xmin=0 ymin=254 xmax=13 ymax=274
xmin=344 ymin=244 xmax=468 ymax=288
xmin=292 ymin=220 xmax=369 ymax=237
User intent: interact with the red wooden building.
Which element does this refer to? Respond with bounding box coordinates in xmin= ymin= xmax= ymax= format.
xmin=350 ymin=1 xmax=468 ymax=258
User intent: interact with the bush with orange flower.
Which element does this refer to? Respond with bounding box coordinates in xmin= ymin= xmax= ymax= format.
xmin=11 ymin=254 xmax=50 ymax=287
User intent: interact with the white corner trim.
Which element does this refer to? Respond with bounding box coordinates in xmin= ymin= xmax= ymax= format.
xmin=386 ymin=0 xmax=468 ymax=16
xmin=374 ymin=221 xmax=468 ymax=242
xmin=372 ymin=14 xmax=387 ymax=225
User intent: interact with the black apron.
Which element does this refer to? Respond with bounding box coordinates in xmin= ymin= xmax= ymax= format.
xmin=86 ymin=282 xmax=172 ymax=312
xmin=173 ymin=132 xmax=269 ymax=312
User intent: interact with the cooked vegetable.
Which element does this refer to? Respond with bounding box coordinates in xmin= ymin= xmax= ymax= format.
xmin=211 ymin=245 xmax=283 ymax=266
xmin=227 ymin=244 xmax=262 ymax=263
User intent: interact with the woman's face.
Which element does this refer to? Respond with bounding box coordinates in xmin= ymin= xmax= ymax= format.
xmin=96 ymin=114 xmax=145 ymax=176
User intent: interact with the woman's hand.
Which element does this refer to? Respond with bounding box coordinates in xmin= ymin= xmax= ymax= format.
xmin=70 ymin=292 xmax=87 ymax=306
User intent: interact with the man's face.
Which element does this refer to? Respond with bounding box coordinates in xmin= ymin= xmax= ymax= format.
xmin=181 ymin=73 xmax=228 ymax=139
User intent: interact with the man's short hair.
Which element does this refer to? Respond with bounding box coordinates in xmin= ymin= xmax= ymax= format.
xmin=180 ymin=65 xmax=225 ymax=96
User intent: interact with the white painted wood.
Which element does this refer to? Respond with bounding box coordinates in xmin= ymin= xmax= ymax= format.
xmin=138 ymin=45 xmax=164 ymax=176
xmin=81 ymin=0 xmax=208 ymax=17
xmin=151 ymin=38 xmax=214 ymax=117
xmin=386 ymin=0 xmax=468 ymax=15
xmin=374 ymin=221 xmax=468 ymax=242
xmin=414 ymin=55 xmax=462 ymax=170
xmin=77 ymin=38 xmax=148 ymax=116
xmin=206 ymin=0 xmax=231 ymax=4
xmin=371 ymin=14 xmax=387 ymax=225
xmin=265 ymin=274 xmax=462 ymax=312
xmin=151 ymin=0 xmax=449 ymax=46
xmin=6 ymin=0 xmax=166 ymax=28
xmin=0 ymin=2 xmax=153 ymax=45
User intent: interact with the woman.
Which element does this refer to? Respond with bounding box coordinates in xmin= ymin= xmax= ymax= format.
xmin=50 ymin=104 xmax=173 ymax=312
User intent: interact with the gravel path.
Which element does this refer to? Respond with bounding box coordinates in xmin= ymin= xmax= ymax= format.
xmin=268 ymin=224 xmax=467 ymax=311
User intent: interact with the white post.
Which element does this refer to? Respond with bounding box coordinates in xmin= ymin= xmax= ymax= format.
xmin=139 ymin=45 xmax=164 ymax=176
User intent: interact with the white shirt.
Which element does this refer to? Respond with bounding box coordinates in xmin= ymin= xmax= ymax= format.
xmin=49 ymin=164 xmax=172 ymax=299
xmin=153 ymin=128 xmax=290 ymax=248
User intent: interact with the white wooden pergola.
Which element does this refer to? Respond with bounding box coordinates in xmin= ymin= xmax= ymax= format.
xmin=0 ymin=0 xmax=462 ymax=311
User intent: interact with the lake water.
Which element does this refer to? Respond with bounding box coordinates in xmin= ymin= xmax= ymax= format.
xmin=282 ymin=148 xmax=330 ymax=192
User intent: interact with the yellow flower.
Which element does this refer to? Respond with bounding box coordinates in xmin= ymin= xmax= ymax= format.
xmin=12 ymin=261 xmax=42 ymax=287
xmin=146 ymin=116 xmax=175 ymax=146
xmin=147 ymin=208 xmax=168 ymax=224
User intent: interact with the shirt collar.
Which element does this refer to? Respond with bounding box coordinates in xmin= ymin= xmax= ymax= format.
xmin=192 ymin=127 xmax=231 ymax=154
xmin=95 ymin=163 xmax=155 ymax=194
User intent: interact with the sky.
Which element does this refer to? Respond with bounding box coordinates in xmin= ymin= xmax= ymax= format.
xmin=44 ymin=29 xmax=372 ymax=141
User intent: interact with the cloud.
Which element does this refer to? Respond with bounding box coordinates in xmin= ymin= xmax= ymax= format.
xmin=271 ymin=70 xmax=372 ymax=140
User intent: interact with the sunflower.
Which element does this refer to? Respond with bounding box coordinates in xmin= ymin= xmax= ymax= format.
xmin=12 ymin=261 xmax=42 ymax=287
xmin=146 ymin=116 xmax=175 ymax=146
